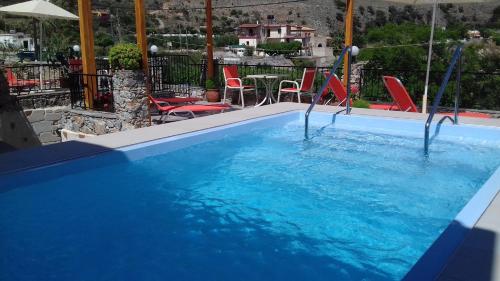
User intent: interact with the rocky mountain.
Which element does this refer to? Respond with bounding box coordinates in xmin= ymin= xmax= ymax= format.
xmin=153 ymin=0 xmax=499 ymax=36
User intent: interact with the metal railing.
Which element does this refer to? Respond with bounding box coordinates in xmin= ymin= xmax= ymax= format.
xmin=305 ymin=46 xmax=351 ymax=139
xmin=5 ymin=63 xmax=66 ymax=94
xmin=69 ymin=73 xmax=114 ymax=112
xmin=424 ymin=45 xmax=463 ymax=155
xmin=359 ymin=68 xmax=500 ymax=111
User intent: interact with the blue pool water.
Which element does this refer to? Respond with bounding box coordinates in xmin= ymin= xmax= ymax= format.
xmin=1 ymin=113 xmax=500 ymax=281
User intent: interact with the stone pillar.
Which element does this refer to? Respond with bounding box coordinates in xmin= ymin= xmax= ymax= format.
xmin=112 ymin=70 xmax=149 ymax=130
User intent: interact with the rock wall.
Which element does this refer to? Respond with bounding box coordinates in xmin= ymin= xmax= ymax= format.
xmin=17 ymin=91 xmax=71 ymax=109
xmin=61 ymin=109 xmax=121 ymax=136
xmin=24 ymin=107 xmax=65 ymax=145
xmin=112 ymin=70 xmax=149 ymax=130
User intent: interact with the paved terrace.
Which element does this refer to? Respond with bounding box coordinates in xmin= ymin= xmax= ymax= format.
xmin=0 ymin=103 xmax=499 ymax=280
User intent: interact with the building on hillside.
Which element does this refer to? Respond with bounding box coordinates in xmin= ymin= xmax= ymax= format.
xmin=237 ymin=22 xmax=315 ymax=53
xmin=0 ymin=31 xmax=35 ymax=51
xmin=236 ymin=21 xmax=336 ymax=60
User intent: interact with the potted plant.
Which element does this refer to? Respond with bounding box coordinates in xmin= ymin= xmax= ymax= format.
xmin=205 ymin=79 xmax=220 ymax=102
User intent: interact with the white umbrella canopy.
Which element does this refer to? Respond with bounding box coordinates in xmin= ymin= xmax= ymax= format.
xmin=383 ymin=0 xmax=495 ymax=113
xmin=0 ymin=0 xmax=78 ymax=20
xmin=0 ymin=0 xmax=78 ymax=89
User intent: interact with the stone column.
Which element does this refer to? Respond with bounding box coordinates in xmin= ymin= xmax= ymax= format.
xmin=112 ymin=70 xmax=149 ymax=130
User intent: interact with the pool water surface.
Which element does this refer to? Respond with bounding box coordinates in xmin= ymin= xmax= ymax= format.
xmin=1 ymin=113 xmax=500 ymax=281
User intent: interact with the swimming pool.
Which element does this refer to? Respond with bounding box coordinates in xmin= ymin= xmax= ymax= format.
xmin=1 ymin=111 xmax=500 ymax=281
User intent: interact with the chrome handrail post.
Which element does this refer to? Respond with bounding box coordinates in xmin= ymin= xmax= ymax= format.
xmin=423 ymin=45 xmax=463 ymax=155
xmin=346 ymin=47 xmax=352 ymax=115
xmin=454 ymin=51 xmax=462 ymax=125
xmin=305 ymin=46 xmax=349 ymax=139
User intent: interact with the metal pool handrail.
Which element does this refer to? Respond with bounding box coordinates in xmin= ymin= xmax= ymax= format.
xmin=424 ymin=45 xmax=463 ymax=155
xmin=305 ymin=46 xmax=351 ymax=139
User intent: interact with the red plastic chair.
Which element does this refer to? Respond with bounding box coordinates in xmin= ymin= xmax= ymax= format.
xmin=148 ymin=95 xmax=230 ymax=119
xmin=320 ymin=72 xmax=356 ymax=106
xmin=5 ymin=68 xmax=40 ymax=93
xmin=378 ymin=76 xmax=418 ymax=112
xmin=222 ymin=65 xmax=257 ymax=108
xmin=278 ymin=68 xmax=316 ymax=103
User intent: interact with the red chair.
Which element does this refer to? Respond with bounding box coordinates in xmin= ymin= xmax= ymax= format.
xmin=148 ymin=95 xmax=230 ymax=119
xmin=5 ymin=68 xmax=40 ymax=93
xmin=377 ymin=76 xmax=491 ymax=118
xmin=222 ymin=65 xmax=257 ymax=108
xmin=278 ymin=68 xmax=316 ymax=103
xmin=320 ymin=72 xmax=357 ymax=106
xmin=376 ymin=76 xmax=418 ymax=112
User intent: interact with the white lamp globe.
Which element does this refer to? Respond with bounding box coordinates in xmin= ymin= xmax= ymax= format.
xmin=150 ymin=45 xmax=159 ymax=54
xmin=351 ymin=46 xmax=360 ymax=57
xmin=73 ymin=45 xmax=80 ymax=52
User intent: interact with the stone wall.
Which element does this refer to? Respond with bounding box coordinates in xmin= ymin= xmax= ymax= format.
xmin=17 ymin=91 xmax=71 ymax=109
xmin=61 ymin=109 xmax=121 ymax=136
xmin=24 ymin=107 xmax=66 ymax=145
xmin=112 ymin=70 xmax=149 ymax=130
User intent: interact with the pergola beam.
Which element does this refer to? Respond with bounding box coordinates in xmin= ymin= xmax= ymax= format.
xmin=134 ymin=0 xmax=149 ymax=77
xmin=343 ymin=0 xmax=354 ymax=87
xmin=77 ymin=0 xmax=96 ymax=109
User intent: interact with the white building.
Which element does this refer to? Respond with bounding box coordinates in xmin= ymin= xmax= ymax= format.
xmin=237 ymin=23 xmax=315 ymax=52
xmin=0 ymin=31 xmax=35 ymax=51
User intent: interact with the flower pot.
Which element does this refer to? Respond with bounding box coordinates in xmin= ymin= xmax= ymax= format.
xmin=206 ymin=89 xmax=220 ymax=102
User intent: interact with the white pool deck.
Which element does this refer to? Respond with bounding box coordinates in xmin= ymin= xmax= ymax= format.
xmin=1 ymin=102 xmax=500 ymax=280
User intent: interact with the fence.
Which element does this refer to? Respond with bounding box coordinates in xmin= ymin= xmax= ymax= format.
xmin=5 ymin=63 xmax=66 ymax=94
xmin=148 ymin=54 xmax=342 ymax=98
xmin=69 ymin=73 xmax=114 ymax=112
xmin=4 ymin=58 xmax=111 ymax=95
xmin=359 ymin=68 xmax=500 ymax=111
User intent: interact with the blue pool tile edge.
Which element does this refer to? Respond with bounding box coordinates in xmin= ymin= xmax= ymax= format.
xmin=403 ymin=167 xmax=500 ymax=281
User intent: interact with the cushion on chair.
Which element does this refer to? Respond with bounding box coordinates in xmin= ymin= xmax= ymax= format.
xmin=280 ymin=87 xmax=299 ymax=92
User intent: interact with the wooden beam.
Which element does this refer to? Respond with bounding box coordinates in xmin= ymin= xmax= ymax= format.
xmin=134 ymin=0 xmax=149 ymax=76
xmin=205 ymin=0 xmax=214 ymax=80
xmin=77 ymin=0 xmax=96 ymax=109
xmin=134 ymin=0 xmax=151 ymax=125
xmin=343 ymin=0 xmax=354 ymax=87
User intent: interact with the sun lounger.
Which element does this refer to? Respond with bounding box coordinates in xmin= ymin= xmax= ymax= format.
xmin=148 ymin=95 xmax=230 ymax=119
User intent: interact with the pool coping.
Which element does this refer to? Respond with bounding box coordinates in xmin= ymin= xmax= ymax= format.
xmin=1 ymin=102 xmax=500 ymax=280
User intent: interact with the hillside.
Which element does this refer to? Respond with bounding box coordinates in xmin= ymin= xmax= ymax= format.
xmin=154 ymin=0 xmax=499 ymax=35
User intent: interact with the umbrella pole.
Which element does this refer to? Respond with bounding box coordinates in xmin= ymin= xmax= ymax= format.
xmin=423 ymin=0 xmax=438 ymax=114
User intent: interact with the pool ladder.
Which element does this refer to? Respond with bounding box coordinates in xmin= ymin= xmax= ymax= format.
xmin=424 ymin=45 xmax=463 ymax=155
xmin=305 ymin=46 xmax=352 ymax=139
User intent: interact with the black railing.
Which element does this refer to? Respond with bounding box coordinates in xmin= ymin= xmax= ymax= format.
xmin=148 ymin=54 xmax=343 ymax=99
xmin=359 ymin=68 xmax=500 ymax=111
xmin=69 ymin=73 xmax=114 ymax=112
xmin=5 ymin=63 xmax=67 ymax=94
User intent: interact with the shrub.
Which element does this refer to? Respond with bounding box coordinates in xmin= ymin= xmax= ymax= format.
xmin=109 ymin=43 xmax=142 ymax=70
xmin=352 ymin=99 xmax=370 ymax=108
xmin=205 ymin=79 xmax=216 ymax=89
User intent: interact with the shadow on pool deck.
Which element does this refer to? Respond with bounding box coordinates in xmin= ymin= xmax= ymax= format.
xmin=405 ymin=219 xmax=497 ymax=281
xmin=437 ymin=226 xmax=497 ymax=281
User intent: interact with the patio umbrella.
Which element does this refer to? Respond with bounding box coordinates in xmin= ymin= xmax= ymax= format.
xmin=383 ymin=0 xmax=494 ymax=114
xmin=0 ymin=0 xmax=78 ymax=61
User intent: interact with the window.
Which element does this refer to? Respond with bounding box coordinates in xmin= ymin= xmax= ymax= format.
xmin=278 ymin=29 xmax=281 ymax=35
xmin=246 ymin=41 xmax=249 ymax=46
xmin=267 ymin=30 xmax=271 ymax=37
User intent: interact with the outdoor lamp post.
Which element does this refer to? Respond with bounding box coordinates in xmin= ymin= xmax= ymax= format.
xmin=150 ymin=45 xmax=158 ymax=55
xmin=73 ymin=44 xmax=80 ymax=58
xmin=346 ymin=45 xmax=359 ymax=115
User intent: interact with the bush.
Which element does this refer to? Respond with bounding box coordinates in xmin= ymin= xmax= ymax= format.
xmin=109 ymin=43 xmax=142 ymax=70
xmin=205 ymin=79 xmax=216 ymax=89
xmin=352 ymin=99 xmax=371 ymax=108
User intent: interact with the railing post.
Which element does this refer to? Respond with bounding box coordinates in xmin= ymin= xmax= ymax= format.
xmin=454 ymin=52 xmax=462 ymax=125
xmin=346 ymin=47 xmax=352 ymax=115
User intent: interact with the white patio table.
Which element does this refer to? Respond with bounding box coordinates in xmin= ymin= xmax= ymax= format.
xmin=245 ymin=74 xmax=287 ymax=107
